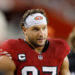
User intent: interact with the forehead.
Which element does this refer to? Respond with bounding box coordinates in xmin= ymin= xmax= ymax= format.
xmin=29 ymin=24 xmax=47 ymax=29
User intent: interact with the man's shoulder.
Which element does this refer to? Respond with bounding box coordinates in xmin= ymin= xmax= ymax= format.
xmin=48 ymin=38 xmax=70 ymax=59
xmin=48 ymin=38 xmax=70 ymax=53
xmin=2 ymin=38 xmax=23 ymax=44
xmin=48 ymin=38 xmax=68 ymax=46
xmin=1 ymin=38 xmax=24 ymax=48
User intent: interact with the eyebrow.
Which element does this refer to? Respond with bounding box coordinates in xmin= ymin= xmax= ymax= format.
xmin=32 ymin=27 xmax=40 ymax=30
xmin=32 ymin=25 xmax=47 ymax=30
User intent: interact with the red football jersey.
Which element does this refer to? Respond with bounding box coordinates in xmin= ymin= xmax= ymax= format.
xmin=0 ymin=38 xmax=70 ymax=75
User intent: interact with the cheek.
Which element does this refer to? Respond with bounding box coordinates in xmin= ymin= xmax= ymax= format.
xmin=44 ymin=30 xmax=48 ymax=36
xmin=28 ymin=32 xmax=37 ymax=38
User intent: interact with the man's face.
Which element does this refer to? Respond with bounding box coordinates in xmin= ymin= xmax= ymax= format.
xmin=25 ymin=24 xmax=48 ymax=47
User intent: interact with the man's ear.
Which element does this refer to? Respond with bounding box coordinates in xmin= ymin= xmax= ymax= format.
xmin=22 ymin=26 xmax=26 ymax=32
xmin=22 ymin=26 xmax=28 ymax=36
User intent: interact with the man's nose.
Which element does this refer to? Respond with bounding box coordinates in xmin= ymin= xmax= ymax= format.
xmin=39 ymin=30 xmax=44 ymax=36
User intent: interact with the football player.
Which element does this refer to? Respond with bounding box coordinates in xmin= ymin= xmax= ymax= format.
xmin=0 ymin=9 xmax=70 ymax=75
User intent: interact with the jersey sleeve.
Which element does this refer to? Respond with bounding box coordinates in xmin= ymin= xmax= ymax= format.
xmin=0 ymin=48 xmax=12 ymax=59
xmin=0 ymin=41 xmax=11 ymax=58
xmin=60 ymin=40 xmax=70 ymax=58
xmin=0 ymin=40 xmax=17 ymax=66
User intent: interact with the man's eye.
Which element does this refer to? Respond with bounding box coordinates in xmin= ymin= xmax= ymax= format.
xmin=32 ymin=28 xmax=39 ymax=31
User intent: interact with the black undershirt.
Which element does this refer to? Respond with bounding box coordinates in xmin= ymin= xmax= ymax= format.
xmin=68 ymin=50 xmax=75 ymax=72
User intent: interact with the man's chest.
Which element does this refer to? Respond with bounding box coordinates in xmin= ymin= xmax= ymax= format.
xmin=14 ymin=49 xmax=59 ymax=75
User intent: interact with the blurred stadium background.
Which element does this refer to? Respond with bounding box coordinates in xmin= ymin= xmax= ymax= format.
xmin=0 ymin=0 xmax=75 ymax=43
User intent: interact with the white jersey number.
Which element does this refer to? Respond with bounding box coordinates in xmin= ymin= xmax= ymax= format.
xmin=22 ymin=66 xmax=57 ymax=75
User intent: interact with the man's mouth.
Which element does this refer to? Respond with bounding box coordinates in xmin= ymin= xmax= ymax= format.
xmin=37 ymin=38 xmax=45 ymax=42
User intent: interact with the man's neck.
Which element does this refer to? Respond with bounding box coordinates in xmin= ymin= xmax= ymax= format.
xmin=35 ymin=46 xmax=44 ymax=54
xmin=25 ymin=40 xmax=45 ymax=54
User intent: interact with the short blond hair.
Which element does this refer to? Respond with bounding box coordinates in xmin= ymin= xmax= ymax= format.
xmin=20 ymin=9 xmax=47 ymax=29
